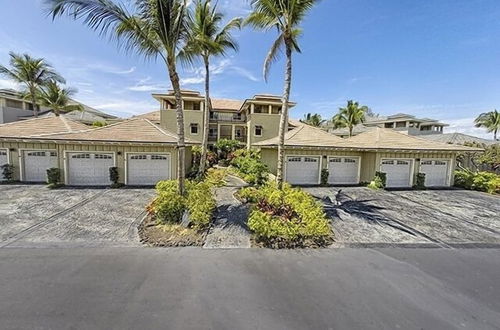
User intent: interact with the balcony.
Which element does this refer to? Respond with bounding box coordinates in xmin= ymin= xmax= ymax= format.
xmin=208 ymin=134 xmax=247 ymax=143
xmin=209 ymin=112 xmax=246 ymax=122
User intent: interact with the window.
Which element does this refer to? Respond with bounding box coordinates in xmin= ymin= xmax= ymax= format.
xmin=420 ymin=125 xmax=431 ymax=131
xmin=0 ymin=151 xmax=6 ymax=156
xmin=95 ymin=154 xmax=112 ymax=160
xmin=288 ymin=157 xmax=301 ymax=162
xmin=396 ymin=160 xmax=409 ymax=165
xmin=131 ymin=155 xmax=147 ymax=160
xmin=209 ymin=128 xmax=217 ymax=136
xmin=384 ymin=123 xmax=393 ymax=128
xmin=50 ymin=152 xmax=57 ymax=157
xmin=6 ymin=99 xmax=23 ymax=109
xmin=151 ymin=155 xmax=168 ymax=160
xmin=304 ymin=157 xmax=318 ymax=163
xmin=344 ymin=158 xmax=357 ymax=163
xmin=435 ymin=160 xmax=447 ymax=166
xmin=72 ymin=154 xmax=91 ymax=159
xmin=254 ymin=125 xmax=263 ymax=136
xmin=27 ymin=151 xmax=46 ymax=157
xmin=271 ymin=106 xmax=281 ymax=114
xmin=190 ymin=123 xmax=199 ymax=135
xmin=382 ymin=160 xmax=394 ymax=165
xmin=233 ymin=113 xmax=242 ymax=120
xmin=330 ymin=158 xmax=341 ymax=163
xmin=395 ymin=121 xmax=406 ymax=128
xmin=254 ymin=105 xmax=264 ymax=113
xmin=421 ymin=160 xmax=432 ymax=165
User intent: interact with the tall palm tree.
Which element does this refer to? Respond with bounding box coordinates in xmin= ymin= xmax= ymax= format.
xmin=36 ymin=81 xmax=84 ymax=116
xmin=332 ymin=100 xmax=368 ymax=137
xmin=475 ymin=110 xmax=500 ymax=141
xmin=301 ymin=113 xmax=324 ymax=127
xmin=0 ymin=52 xmax=65 ymax=117
xmin=181 ymin=0 xmax=241 ymax=177
xmin=47 ymin=0 xmax=191 ymax=194
xmin=246 ymin=0 xmax=318 ymax=189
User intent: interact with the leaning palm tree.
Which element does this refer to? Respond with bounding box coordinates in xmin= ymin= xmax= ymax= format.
xmin=246 ymin=0 xmax=318 ymax=189
xmin=332 ymin=100 xmax=368 ymax=137
xmin=301 ymin=113 xmax=324 ymax=127
xmin=0 ymin=52 xmax=65 ymax=117
xmin=475 ymin=110 xmax=500 ymax=141
xmin=47 ymin=0 xmax=191 ymax=194
xmin=181 ymin=0 xmax=241 ymax=177
xmin=36 ymin=81 xmax=84 ymax=116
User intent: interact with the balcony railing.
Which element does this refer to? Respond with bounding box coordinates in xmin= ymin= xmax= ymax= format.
xmin=208 ymin=134 xmax=247 ymax=142
xmin=209 ymin=112 xmax=246 ymax=122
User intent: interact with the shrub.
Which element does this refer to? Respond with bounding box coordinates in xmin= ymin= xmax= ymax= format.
xmin=454 ymin=170 xmax=500 ymax=195
xmin=1 ymin=164 xmax=14 ymax=181
xmin=415 ymin=173 xmax=426 ymax=190
xmin=471 ymin=172 xmax=497 ymax=192
xmin=46 ymin=168 xmax=61 ymax=187
xmin=205 ymin=168 xmax=226 ymax=187
xmin=186 ymin=182 xmax=216 ymax=229
xmin=109 ymin=166 xmax=122 ymax=188
xmin=487 ymin=177 xmax=500 ymax=194
xmin=215 ymin=139 xmax=240 ymax=161
xmin=247 ymin=183 xmax=333 ymax=247
xmin=454 ymin=170 xmax=474 ymax=189
xmin=320 ymin=169 xmax=329 ymax=186
xmin=231 ymin=149 xmax=268 ymax=185
xmin=92 ymin=121 xmax=107 ymax=127
xmin=368 ymin=171 xmax=386 ymax=190
xmin=238 ymin=186 xmax=261 ymax=203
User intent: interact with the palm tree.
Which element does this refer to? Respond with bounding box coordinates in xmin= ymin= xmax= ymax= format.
xmin=0 ymin=52 xmax=64 ymax=117
xmin=181 ymin=0 xmax=241 ymax=177
xmin=36 ymin=81 xmax=84 ymax=116
xmin=246 ymin=0 xmax=318 ymax=189
xmin=301 ymin=113 xmax=324 ymax=127
xmin=48 ymin=0 xmax=191 ymax=194
xmin=332 ymin=100 xmax=368 ymax=137
xmin=475 ymin=110 xmax=500 ymax=141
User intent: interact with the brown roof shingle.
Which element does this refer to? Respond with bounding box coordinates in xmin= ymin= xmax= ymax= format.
xmin=0 ymin=115 xmax=89 ymax=138
xmin=211 ymin=99 xmax=243 ymax=111
xmin=254 ymin=124 xmax=349 ymax=148
xmin=134 ymin=111 xmax=161 ymax=123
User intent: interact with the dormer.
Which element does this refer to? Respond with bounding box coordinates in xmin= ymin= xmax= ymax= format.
xmin=240 ymin=94 xmax=296 ymax=116
xmin=152 ymin=90 xmax=204 ymax=111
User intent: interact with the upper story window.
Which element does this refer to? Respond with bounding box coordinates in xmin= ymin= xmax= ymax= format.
xmin=384 ymin=123 xmax=393 ymax=128
xmin=254 ymin=104 xmax=265 ymax=113
xmin=271 ymin=105 xmax=281 ymax=114
xmin=164 ymin=100 xmax=176 ymax=110
xmin=6 ymin=99 xmax=23 ymax=109
xmin=190 ymin=123 xmax=199 ymax=135
xmin=395 ymin=121 xmax=406 ymax=128
xmin=420 ymin=125 xmax=431 ymax=131
xmin=254 ymin=125 xmax=263 ymax=136
xmin=233 ymin=113 xmax=242 ymax=120
xmin=184 ymin=101 xmax=201 ymax=110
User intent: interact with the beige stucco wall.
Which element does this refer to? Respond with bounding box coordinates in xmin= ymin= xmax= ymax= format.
xmin=247 ymin=113 xmax=282 ymax=147
xmin=160 ymin=109 xmax=204 ymax=143
xmin=0 ymin=141 xmax=187 ymax=184
xmin=260 ymin=147 xmax=458 ymax=186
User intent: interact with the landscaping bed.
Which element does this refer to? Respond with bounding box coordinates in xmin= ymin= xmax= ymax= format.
xmin=238 ymin=183 xmax=334 ymax=249
xmin=139 ymin=215 xmax=206 ymax=247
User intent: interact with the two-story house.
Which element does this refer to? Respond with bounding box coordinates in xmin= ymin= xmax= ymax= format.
xmin=155 ymin=90 xmax=295 ymax=148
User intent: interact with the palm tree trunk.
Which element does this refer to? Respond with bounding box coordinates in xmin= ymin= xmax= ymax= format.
xmin=199 ymin=56 xmax=210 ymax=177
xmin=276 ymin=42 xmax=292 ymax=189
xmin=167 ymin=57 xmax=186 ymax=195
xmin=349 ymin=125 xmax=353 ymax=137
xmin=30 ymin=86 xmax=38 ymax=118
xmin=495 ymin=129 xmax=497 ymax=141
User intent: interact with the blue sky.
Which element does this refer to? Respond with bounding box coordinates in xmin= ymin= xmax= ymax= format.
xmin=1 ymin=0 xmax=500 ymax=138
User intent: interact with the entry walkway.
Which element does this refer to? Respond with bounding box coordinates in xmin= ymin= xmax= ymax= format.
xmin=203 ymin=174 xmax=251 ymax=249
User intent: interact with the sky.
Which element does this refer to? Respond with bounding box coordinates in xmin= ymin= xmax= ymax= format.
xmin=1 ymin=0 xmax=500 ymax=139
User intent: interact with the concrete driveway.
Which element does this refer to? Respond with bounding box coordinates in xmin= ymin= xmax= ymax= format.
xmin=304 ymin=187 xmax=500 ymax=248
xmin=0 ymin=185 xmax=155 ymax=248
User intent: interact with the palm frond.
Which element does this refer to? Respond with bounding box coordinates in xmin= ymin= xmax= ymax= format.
xmin=263 ymin=33 xmax=284 ymax=81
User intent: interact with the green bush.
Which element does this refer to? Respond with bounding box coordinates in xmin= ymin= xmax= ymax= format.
xmin=230 ymin=149 xmax=268 ymax=185
xmin=454 ymin=170 xmax=474 ymax=189
xmin=454 ymin=170 xmax=500 ymax=194
xmin=471 ymin=172 xmax=497 ymax=192
xmin=238 ymin=186 xmax=261 ymax=203
xmin=215 ymin=139 xmax=240 ymax=161
xmin=46 ymin=168 xmax=61 ymax=187
xmin=247 ymin=183 xmax=332 ymax=247
xmin=1 ymin=164 xmax=14 ymax=181
xmin=368 ymin=171 xmax=386 ymax=190
xmin=487 ymin=177 xmax=500 ymax=194
xmin=205 ymin=168 xmax=226 ymax=187
xmin=153 ymin=179 xmax=216 ymax=229
xmin=415 ymin=173 xmax=426 ymax=190
xmin=321 ymin=169 xmax=329 ymax=186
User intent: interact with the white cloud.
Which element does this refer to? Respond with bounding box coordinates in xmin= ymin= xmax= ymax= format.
xmin=0 ymin=78 xmax=20 ymax=90
xmin=444 ymin=117 xmax=493 ymax=139
xmin=230 ymin=66 xmax=260 ymax=82
xmin=86 ymin=64 xmax=136 ymax=75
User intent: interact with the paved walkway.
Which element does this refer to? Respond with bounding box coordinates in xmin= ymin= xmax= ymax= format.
xmin=203 ymin=174 xmax=251 ymax=249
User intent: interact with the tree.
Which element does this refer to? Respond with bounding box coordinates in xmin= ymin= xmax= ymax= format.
xmin=31 ymin=81 xmax=83 ymax=116
xmin=475 ymin=110 xmax=500 ymax=141
xmin=246 ymin=0 xmax=318 ymax=189
xmin=301 ymin=113 xmax=324 ymax=127
xmin=181 ymin=0 xmax=241 ymax=177
xmin=332 ymin=100 xmax=368 ymax=137
xmin=48 ymin=0 xmax=191 ymax=194
xmin=0 ymin=52 xmax=64 ymax=117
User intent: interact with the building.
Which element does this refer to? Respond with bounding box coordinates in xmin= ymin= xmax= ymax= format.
xmin=0 ymin=90 xmax=481 ymax=188
xmin=0 ymin=88 xmax=117 ymax=125
xmin=325 ymin=113 xmax=449 ymax=138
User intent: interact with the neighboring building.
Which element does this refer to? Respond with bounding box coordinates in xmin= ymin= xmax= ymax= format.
xmin=155 ymin=90 xmax=295 ymax=148
xmin=325 ymin=113 xmax=449 ymax=138
xmin=0 ymin=88 xmax=117 ymax=125
xmin=420 ymin=132 xmax=497 ymax=146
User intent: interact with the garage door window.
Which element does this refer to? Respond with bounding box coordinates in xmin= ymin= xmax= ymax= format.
xmin=330 ymin=158 xmax=341 ymax=163
xmin=0 ymin=151 xmax=6 ymax=156
xmin=435 ymin=160 xmax=447 ymax=165
xmin=304 ymin=157 xmax=318 ymax=163
xmin=95 ymin=154 xmax=112 ymax=160
xmin=72 ymin=154 xmax=90 ymax=159
xmin=27 ymin=151 xmax=47 ymax=157
xmin=151 ymin=155 xmax=168 ymax=160
xmin=397 ymin=160 xmax=409 ymax=165
xmin=344 ymin=158 xmax=356 ymax=163
xmin=288 ymin=157 xmax=301 ymax=162
xmin=421 ymin=160 xmax=432 ymax=165
xmin=382 ymin=160 xmax=394 ymax=165
xmin=131 ymin=155 xmax=147 ymax=160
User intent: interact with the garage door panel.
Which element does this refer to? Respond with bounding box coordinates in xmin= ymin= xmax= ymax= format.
xmin=0 ymin=150 xmax=7 ymax=181
xmin=328 ymin=157 xmax=359 ymax=185
xmin=420 ymin=160 xmax=449 ymax=187
xmin=68 ymin=153 xmax=113 ymax=186
xmin=23 ymin=150 xmax=58 ymax=182
xmin=381 ymin=159 xmax=412 ymax=188
xmin=286 ymin=156 xmax=320 ymax=185
xmin=127 ymin=154 xmax=170 ymax=186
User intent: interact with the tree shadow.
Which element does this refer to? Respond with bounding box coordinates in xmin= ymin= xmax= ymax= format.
xmin=317 ymin=190 xmax=417 ymax=237
xmin=214 ymin=203 xmax=250 ymax=232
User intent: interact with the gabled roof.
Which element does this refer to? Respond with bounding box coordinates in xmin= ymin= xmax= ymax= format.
xmin=345 ymin=127 xmax=483 ymax=152
xmin=19 ymin=110 xmax=109 ymax=124
xmin=134 ymin=111 xmax=161 ymax=123
xmin=0 ymin=115 xmax=89 ymax=138
xmin=420 ymin=132 xmax=497 ymax=146
xmin=254 ymin=123 xmax=348 ymax=148
xmin=37 ymin=118 xmax=186 ymax=144
xmin=211 ymin=99 xmax=244 ymax=111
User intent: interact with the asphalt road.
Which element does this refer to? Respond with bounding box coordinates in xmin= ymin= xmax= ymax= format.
xmin=1 ymin=247 xmax=499 ymax=330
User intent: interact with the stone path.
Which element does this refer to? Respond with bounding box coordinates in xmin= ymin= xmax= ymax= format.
xmin=203 ymin=174 xmax=251 ymax=249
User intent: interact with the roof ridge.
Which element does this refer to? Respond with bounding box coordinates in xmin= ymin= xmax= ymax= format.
xmin=144 ymin=119 xmax=178 ymax=139
xmin=58 ymin=115 xmax=74 ymax=132
xmin=287 ymin=125 xmax=304 ymax=139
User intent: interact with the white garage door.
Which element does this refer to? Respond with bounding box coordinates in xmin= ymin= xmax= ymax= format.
xmin=328 ymin=157 xmax=359 ymax=185
xmin=380 ymin=159 xmax=412 ymax=188
xmin=0 ymin=149 xmax=8 ymax=181
xmin=23 ymin=150 xmax=58 ymax=182
xmin=127 ymin=154 xmax=171 ymax=185
xmin=286 ymin=156 xmax=320 ymax=185
xmin=420 ymin=160 xmax=450 ymax=187
xmin=68 ymin=153 xmax=114 ymax=186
